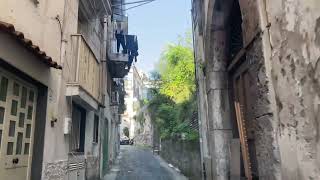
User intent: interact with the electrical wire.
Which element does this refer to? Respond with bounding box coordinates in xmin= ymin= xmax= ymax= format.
xmin=112 ymin=0 xmax=155 ymax=7
xmin=112 ymin=0 xmax=156 ymax=11
xmin=125 ymin=0 xmax=156 ymax=11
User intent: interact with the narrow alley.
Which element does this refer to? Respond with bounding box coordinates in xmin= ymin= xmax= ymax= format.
xmin=104 ymin=146 xmax=187 ymax=180
xmin=0 ymin=0 xmax=320 ymax=179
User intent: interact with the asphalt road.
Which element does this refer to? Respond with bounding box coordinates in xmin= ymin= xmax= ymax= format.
xmin=103 ymin=145 xmax=188 ymax=180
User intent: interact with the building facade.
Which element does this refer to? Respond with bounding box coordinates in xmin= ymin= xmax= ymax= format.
xmin=0 ymin=0 xmax=135 ymax=180
xmin=192 ymin=0 xmax=320 ymax=180
xmin=121 ymin=66 xmax=151 ymax=142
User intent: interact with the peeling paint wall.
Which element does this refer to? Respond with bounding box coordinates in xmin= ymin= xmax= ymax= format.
xmin=264 ymin=0 xmax=320 ymax=179
xmin=236 ymin=0 xmax=282 ymax=179
xmin=237 ymin=38 xmax=281 ymax=179
xmin=193 ymin=0 xmax=320 ymax=179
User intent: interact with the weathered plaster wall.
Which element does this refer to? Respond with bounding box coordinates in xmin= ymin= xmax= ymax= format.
xmin=134 ymin=110 xmax=153 ymax=146
xmin=41 ymin=0 xmax=79 ymax=175
xmin=161 ymin=139 xmax=202 ymax=180
xmin=240 ymin=38 xmax=281 ymax=179
xmin=0 ymin=0 xmax=64 ymax=63
xmin=236 ymin=0 xmax=282 ymax=179
xmin=264 ymin=0 xmax=320 ymax=179
xmin=84 ymin=111 xmax=100 ymax=180
xmin=193 ymin=22 xmax=211 ymax=180
xmin=0 ymin=1 xmax=112 ymax=180
xmin=86 ymin=156 xmax=100 ymax=180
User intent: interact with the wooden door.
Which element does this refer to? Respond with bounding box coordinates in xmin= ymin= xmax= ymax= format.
xmin=232 ymin=63 xmax=253 ymax=180
xmin=0 ymin=68 xmax=37 ymax=180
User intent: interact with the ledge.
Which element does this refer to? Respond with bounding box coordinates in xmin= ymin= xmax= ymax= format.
xmin=66 ymin=84 xmax=99 ymax=110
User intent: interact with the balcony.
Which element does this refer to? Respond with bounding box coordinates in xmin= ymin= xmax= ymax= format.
xmin=107 ymin=17 xmax=131 ymax=78
xmin=66 ymin=34 xmax=103 ymax=110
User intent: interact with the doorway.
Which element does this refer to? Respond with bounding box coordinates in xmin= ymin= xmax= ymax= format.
xmin=0 ymin=67 xmax=38 ymax=180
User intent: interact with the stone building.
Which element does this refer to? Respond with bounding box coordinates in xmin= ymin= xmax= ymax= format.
xmin=0 ymin=0 xmax=136 ymax=180
xmin=192 ymin=0 xmax=320 ymax=179
xmin=121 ymin=65 xmax=150 ymax=140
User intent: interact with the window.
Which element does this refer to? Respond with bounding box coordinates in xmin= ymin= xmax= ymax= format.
xmin=11 ymin=100 xmax=18 ymax=116
xmin=26 ymin=124 xmax=31 ymax=138
xmin=0 ymin=77 xmax=8 ymax=101
xmin=70 ymin=104 xmax=86 ymax=152
xmin=13 ymin=82 xmax=20 ymax=96
xmin=16 ymin=132 xmax=23 ymax=154
xmin=93 ymin=115 xmax=99 ymax=143
xmin=21 ymin=87 xmax=27 ymax=108
xmin=19 ymin=113 xmax=25 ymax=127
xmin=9 ymin=121 xmax=16 ymax=137
xmin=7 ymin=142 xmax=13 ymax=155
xmin=27 ymin=106 xmax=33 ymax=119
xmin=24 ymin=143 xmax=30 ymax=155
xmin=29 ymin=91 xmax=34 ymax=102
xmin=0 ymin=107 xmax=4 ymax=124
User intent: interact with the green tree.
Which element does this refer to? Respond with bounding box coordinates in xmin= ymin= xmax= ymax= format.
xmin=123 ymin=127 xmax=129 ymax=138
xmin=157 ymin=36 xmax=195 ymax=103
xmin=147 ymin=33 xmax=199 ymax=141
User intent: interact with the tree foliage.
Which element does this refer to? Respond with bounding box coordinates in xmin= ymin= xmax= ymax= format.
xmin=147 ymin=33 xmax=199 ymax=141
xmin=123 ymin=127 xmax=129 ymax=138
xmin=158 ymin=36 xmax=195 ymax=103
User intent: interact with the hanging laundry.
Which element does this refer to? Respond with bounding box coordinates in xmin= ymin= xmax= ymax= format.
xmin=115 ymin=30 xmax=127 ymax=53
xmin=125 ymin=35 xmax=139 ymax=62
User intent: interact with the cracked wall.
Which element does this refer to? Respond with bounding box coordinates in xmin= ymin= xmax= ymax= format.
xmin=193 ymin=0 xmax=320 ymax=179
xmin=231 ymin=0 xmax=282 ymax=179
xmin=238 ymin=38 xmax=281 ymax=180
xmin=265 ymin=0 xmax=320 ymax=179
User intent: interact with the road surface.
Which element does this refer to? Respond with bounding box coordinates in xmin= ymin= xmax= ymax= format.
xmin=103 ymin=145 xmax=188 ymax=180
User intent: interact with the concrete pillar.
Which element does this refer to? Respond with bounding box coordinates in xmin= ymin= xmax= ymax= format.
xmin=206 ymin=29 xmax=233 ymax=180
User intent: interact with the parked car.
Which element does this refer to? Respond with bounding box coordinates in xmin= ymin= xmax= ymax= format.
xmin=120 ymin=136 xmax=130 ymax=145
xmin=129 ymin=138 xmax=134 ymax=145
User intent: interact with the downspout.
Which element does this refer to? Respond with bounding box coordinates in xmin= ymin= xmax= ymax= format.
xmin=54 ymin=1 xmax=72 ymax=179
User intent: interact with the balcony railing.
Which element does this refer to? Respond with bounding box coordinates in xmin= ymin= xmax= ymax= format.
xmin=107 ymin=16 xmax=129 ymax=62
xmin=67 ymin=34 xmax=103 ymax=104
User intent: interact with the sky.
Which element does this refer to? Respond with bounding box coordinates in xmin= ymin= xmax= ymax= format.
xmin=126 ymin=0 xmax=192 ymax=74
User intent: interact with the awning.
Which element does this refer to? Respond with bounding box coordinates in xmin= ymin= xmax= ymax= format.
xmin=0 ymin=21 xmax=62 ymax=69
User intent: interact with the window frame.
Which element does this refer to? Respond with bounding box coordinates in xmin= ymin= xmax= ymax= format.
xmin=70 ymin=104 xmax=86 ymax=153
xmin=93 ymin=114 xmax=99 ymax=143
